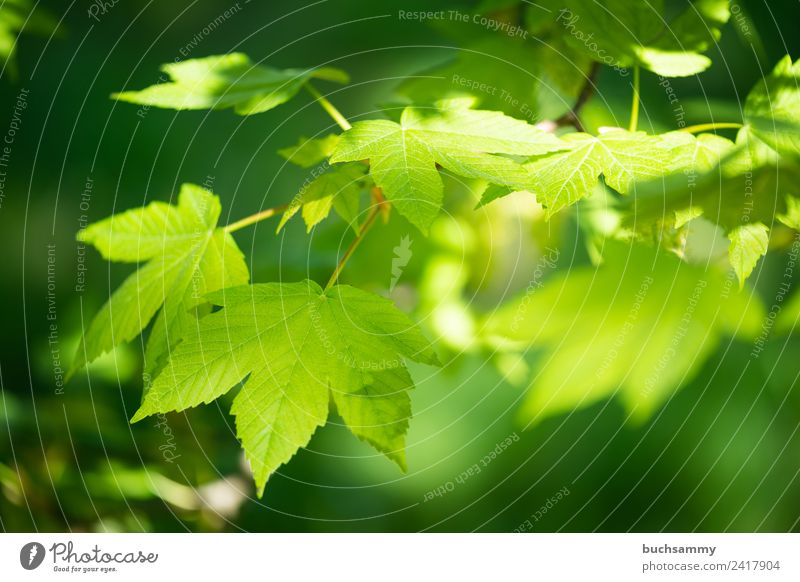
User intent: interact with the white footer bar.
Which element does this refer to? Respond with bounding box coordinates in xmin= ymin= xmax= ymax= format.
xmin=1 ymin=533 xmax=797 ymax=580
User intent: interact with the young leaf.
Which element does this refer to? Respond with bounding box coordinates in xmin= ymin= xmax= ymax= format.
xmin=71 ymin=184 xmax=249 ymax=379
xmin=490 ymin=130 xmax=674 ymax=215
xmin=728 ymin=222 xmax=769 ymax=288
xmin=485 ymin=244 xmax=764 ymax=423
xmin=625 ymin=159 xmax=800 ymax=233
xmin=742 ymin=55 xmax=800 ymax=159
xmin=278 ymin=134 xmax=341 ymax=168
xmin=131 ymin=281 xmax=438 ymax=494
xmin=277 ymin=162 xmax=367 ymax=233
xmin=542 ymin=0 xmax=730 ymax=76
xmin=113 ymin=53 xmax=349 ymax=115
xmin=330 ymin=101 xmax=566 ymax=232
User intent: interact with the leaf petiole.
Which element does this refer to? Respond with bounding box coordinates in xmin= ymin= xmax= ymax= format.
xmin=223 ymin=204 xmax=289 ymax=234
xmin=324 ymin=190 xmax=385 ymax=291
xmin=225 ymin=86 xmax=352 ymax=235
xmin=679 ymin=122 xmax=744 ymax=134
xmin=628 ymin=65 xmax=640 ymax=132
xmin=305 ymin=82 xmax=352 ymax=131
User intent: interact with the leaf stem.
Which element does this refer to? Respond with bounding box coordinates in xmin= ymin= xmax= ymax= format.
xmin=305 ymin=83 xmax=352 ymax=131
xmin=679 ymin=122 xmax=744 ymax=134
xmin=225 ymin=85 xmax=352 ymax=235
xmin=628 ymin=65 xmax=640 ymax=132
xmin=223 ymin=204 xmax=289 ymax=234
xmin=324 ymin=194 xmax=384 ymax=291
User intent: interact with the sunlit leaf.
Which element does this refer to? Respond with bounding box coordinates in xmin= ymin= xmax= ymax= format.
xmin=331 ymin=100 xmax=566 ymax=232
xmin=71 ymin=184 xmax=249 ymax=379
xmin=728 ymin=222 xmax=769 ymax=288
xmin=538 ymin=0 xmax=730 ymax=76
xmin=113 ymin=53 xmax=349 ymax=115
xmin=277 ymin=162 xmax=367 ymax=233
xmin=131 ymin=281 xmax=438 ymax=494
xmin=489 ymin=130 xmax=675 ymax=214
xmin=742 ymin=55 xmax=800 ymax=159
xmin=486 ymin=244 xmax=764 ymax=423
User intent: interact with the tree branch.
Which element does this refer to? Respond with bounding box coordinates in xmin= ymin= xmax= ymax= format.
xmin=554 ymin=62 xmax=600 ymax=132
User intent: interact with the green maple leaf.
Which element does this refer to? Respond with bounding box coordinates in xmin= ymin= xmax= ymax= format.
xmin=656 ymin=132 xmax=739 ymax=227
xmin=742 ymin=55 xmax=800 ymax=159
xmin=654 ymin=133 xmax=772 ymax=287
xmin=278 ymin=134 xmax=341 ymax=168
xmin=331 ymin=364 xmax=413 ymax=470
xmin=665 ymin=132 xmax=739 ymax=172
xmin=70 ymin=184 xmax=249 ymax=379
xmin=728 ymin=222 xmax=770 ymax=288
xmin=131 ymin=281 xmax=438 ymax=494
xmin=627 ymin=157 xmax=800 ymax=231
xmin=736 ymin=127 xmax=782 ymax=167
xmin=542 ymin=0 xmax=730 ymax=76
xmin=621 ymin=132 xmax=746 ymax=228
xmin=485 ymin=130 xmax=674 ymax=214
xmin=330 ymin=100 xmax=566 ymax=232
xmin=486 ymin=244 xmax=764 ymax=423
xmin=622 ymin=141 xmax=800 ymax=284
xmin=113 ymin=53 xmax=349 ymax=115
xmin=277 ymin=162 xmax=367 ymax=233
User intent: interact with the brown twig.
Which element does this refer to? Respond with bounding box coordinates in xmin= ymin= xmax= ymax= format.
xmin=555 ymin=62 xmax=601 ymax=132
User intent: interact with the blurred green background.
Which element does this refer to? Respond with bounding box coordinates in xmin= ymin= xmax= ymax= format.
xmin=2 ymin=0 xmax=800 ymax=532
